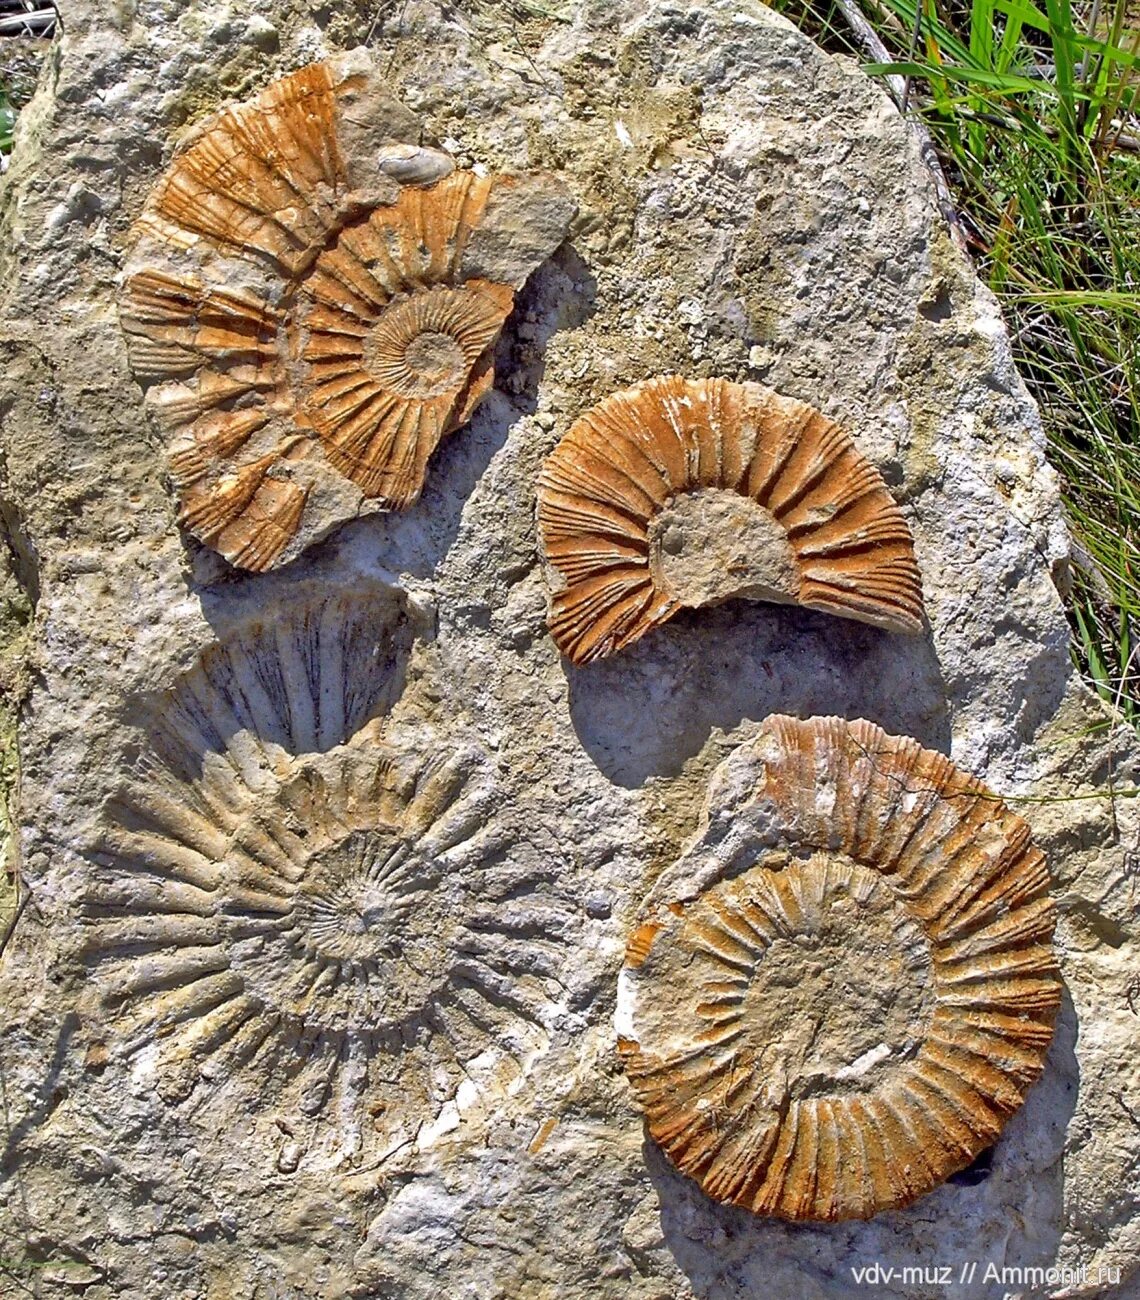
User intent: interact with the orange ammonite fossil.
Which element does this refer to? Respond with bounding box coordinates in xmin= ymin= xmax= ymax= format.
xmin=119 ymin=52 xmax=574 ymax=571
xmin=617 ymin=715 xmax=1060 ymax=1221
xmin=536 ymin=376 xmax=924 ymax=663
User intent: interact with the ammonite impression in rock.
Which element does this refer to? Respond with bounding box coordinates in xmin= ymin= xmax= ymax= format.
xmin=143 ymin=581 xmax=414 ymax=777
xmin=617 ymin=715 xmax=1060 ymax=1220
xmin=536 ymin=376 xmax=924 ymax=663
xmin=83 ymin=589 xmax=575 ymax=1163
xmin=119 ymin=51 xmax=575 ymax=571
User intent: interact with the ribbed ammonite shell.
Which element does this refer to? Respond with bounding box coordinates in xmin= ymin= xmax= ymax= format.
xmin=143 ymin=581 xmax=413 ymax=781
xmin=119 ymin=52 xmax=574 ymax=571
xmin=617 ymin=715 xmax=1060 ymax=1221
xmin=83 ymin=598 xmax=576 ymax=1162
xmin=536 ymin=376 xmax=924 ymax=663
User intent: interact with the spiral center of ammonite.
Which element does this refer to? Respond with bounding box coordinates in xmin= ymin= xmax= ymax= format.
xmin=728 ymin=853 xmax=933 ymax=1096
xmin=648 ymin=488 xmax=800 ymax=609
xmin=293 ymin=830 xmax=441 ymax=957
xmin=401 ymin=330 xmax=466 ymax=387
xmin=227 ymin=828 xmax=453 ymax=1032
xmin=360 ymin=295 xmax=470 ymax=399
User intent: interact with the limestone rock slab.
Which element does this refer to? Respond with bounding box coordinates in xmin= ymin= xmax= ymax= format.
xmin=0 ymin=1 xmax=1137 ymax=1297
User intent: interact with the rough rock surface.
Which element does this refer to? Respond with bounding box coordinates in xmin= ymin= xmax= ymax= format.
xmin=649 ymin=486 xmax=802 ymax=610
xmin=0 ymin=1 xmax=1137 ymax=1298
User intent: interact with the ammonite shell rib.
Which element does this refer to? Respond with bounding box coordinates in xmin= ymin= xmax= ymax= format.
xmin=617 ymin=715 xmax=1060 ymax=1221
xmin=120 ymin=53 xmax=574 ymax=571
xmin=537 ymin=376 xmax=924 ymax=663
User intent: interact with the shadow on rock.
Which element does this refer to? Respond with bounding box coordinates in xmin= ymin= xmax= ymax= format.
xmin=566 ymin=601 xmax=951 ymax=789
xmin=0 ymin=1011 xmax=79 ymax=1173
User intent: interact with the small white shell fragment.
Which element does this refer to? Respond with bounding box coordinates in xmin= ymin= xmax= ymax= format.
xmin=376 ymin=142 xmax=456 ymax=186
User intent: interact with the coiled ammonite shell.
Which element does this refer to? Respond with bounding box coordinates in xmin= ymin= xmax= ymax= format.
xmin=536 ymin=376 xmax=924 ymax=663
xmin=83 ymin=597 xmax=576 ymax=1162
xmin=617 ymin=715 xmax=1060 ymax=1221
xmin=119 ymin=52 xmax=575 ymax=571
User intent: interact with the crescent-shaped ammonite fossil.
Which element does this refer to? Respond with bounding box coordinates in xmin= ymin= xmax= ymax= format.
xmin=616 ymin=715 xmax=1060 ymax=1221
xmin=84 ymin=616 xmax=576 ymax=1163
xmin=536 ymin=376 xmax=924 ymax=664
xmin=119 ymin=51 xmax=575 ymax=571
xmin=142 ymin=581 xmax=413 ymax=779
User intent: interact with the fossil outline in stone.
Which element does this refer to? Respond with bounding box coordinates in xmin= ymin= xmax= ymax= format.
xmin=85 ymin=730 xmax=576 ymax=1163
xmin=119 ymin=53 xmax=575 ymax=571
xmin=81 ymin=582 xmax=574 ymax=1162
xmin=616 ymin=715 xmax=1060 ymax=1221
xmin=140 ymin=579 xmax=414 ymax=788
xmin=536 ymin=376 xmax=924 ymax=664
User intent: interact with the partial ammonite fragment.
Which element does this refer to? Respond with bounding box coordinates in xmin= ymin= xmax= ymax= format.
xmin=119 ymin=51 xmax=575 ymax=570
xmin=617 ymin=715 xmax=1060 ymax=1221
xmin=536 ymin=376 xmax=924 ymax=663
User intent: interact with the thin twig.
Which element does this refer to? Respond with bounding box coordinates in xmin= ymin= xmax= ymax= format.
xmin=862 ymin=0 xmax=910 ymax=40
xmin=362 ymin=0 xmax=393 ymax=46
xmin=957 ymin=105 xmax=1140 ymax=154
xmin=831 ymin=0 xmax=970 ymax=254
xmin=1075 ymin=0 xmax=1102 ymax=91
xmin=0 ymin=878 xmax=29 ymax=960
xmin=0 ymin=9 xmax=55 ymax=35
xmin=383 ymin=0 xmax=410 ymax=75
xmin=1100 ymin=23 xmax=1140 ymax=156
xmin=509 ymin=18 xmax=551 ymax=89
xmin=900 ymin=0 xmax=923 ymax=112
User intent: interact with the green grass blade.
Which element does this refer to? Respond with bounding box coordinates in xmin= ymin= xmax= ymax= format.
xmin=968 ymin=0 xmax=995 ymax=156
xmin=1043 ymin=0 xmax=1082 ymax=154
xmin=864 ymin=59 xmax=1070 ymax=93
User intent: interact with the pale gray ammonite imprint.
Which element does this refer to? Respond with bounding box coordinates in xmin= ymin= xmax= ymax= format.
xmin=143 ymin=579 xmax=414 ymax=783
xmin=617 ymin=715 xmax=1061 ymax=1221
xmin=537 ymin=376 xmax=924 ymax=663
xmin=118 ymin=51 xmax=575 ymax=571
xmin=83 ymin=592 xmax=576 ymax=1164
